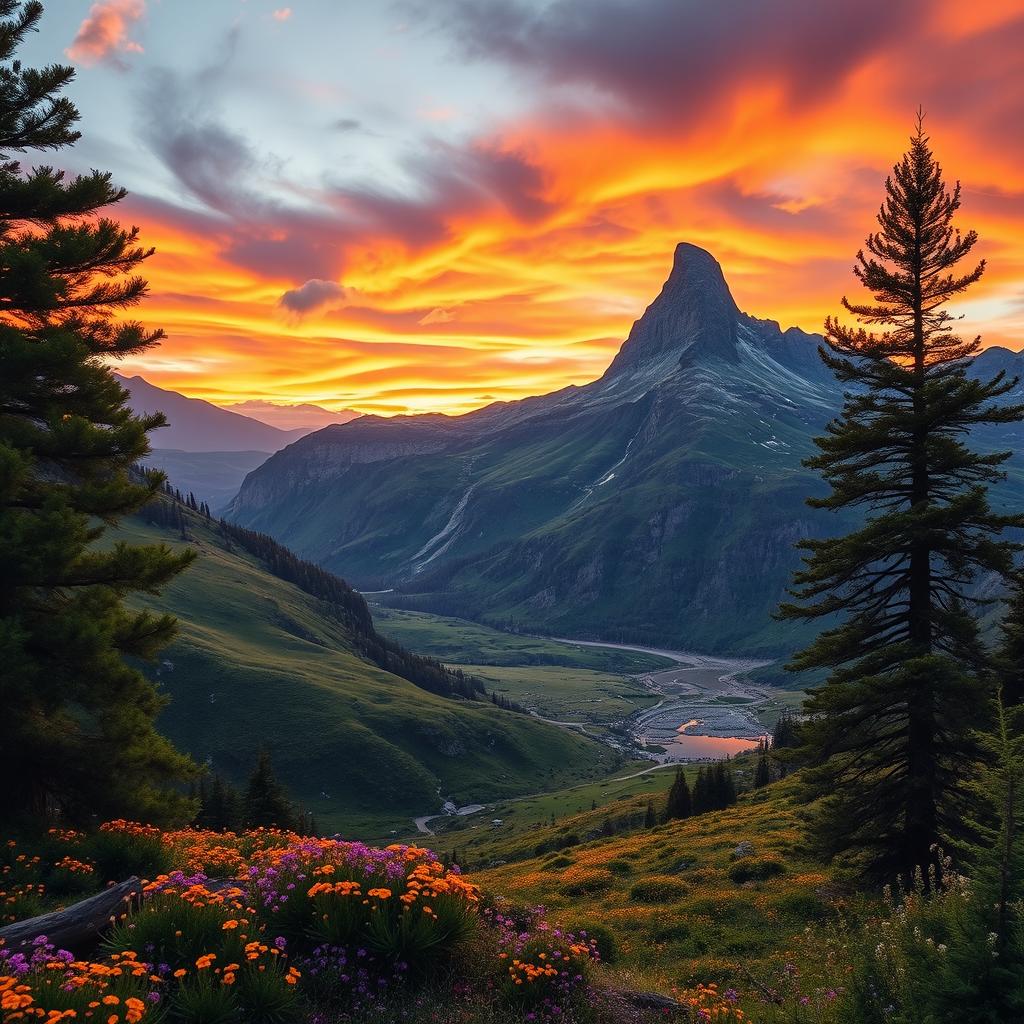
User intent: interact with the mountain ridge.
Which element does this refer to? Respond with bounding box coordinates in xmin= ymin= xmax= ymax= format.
xmin=226 ymin=243 xmax=1024 ymax=655
xmin=116 ymin=373 xmax=308 ymax=452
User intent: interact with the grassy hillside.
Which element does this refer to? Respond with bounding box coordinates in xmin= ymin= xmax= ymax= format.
xmin=112 ymin=510 xmax=621 ymax=839
xmin=466 ymin=773 xmax=835 ymax=993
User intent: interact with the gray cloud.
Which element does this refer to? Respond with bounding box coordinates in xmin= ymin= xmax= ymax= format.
xmin=423 ymin=0 xmax=931 ymax=127
xmin=279 ymin=278 xmax=348 ymax=314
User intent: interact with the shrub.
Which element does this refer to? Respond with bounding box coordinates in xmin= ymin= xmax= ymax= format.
xmin=728 ymin=857 xmax=785 ymax=883
xmin=559 ymin=869 xmax=614 ymax=896
xmin=86 ymin=821 xmax=172 ymax=882
xmin=769 ymin=890 xmax=828 ymax=921
xmin=629 ymin=876 xmax=689 ymax=903
xmin=103 ymin=873 xmax=249 ymax=968
xmin=605 ymin=859 xmax=634 ymax=876
xmin=540 ymin=855 xmax=575 ymax=871
xmin=0 ymin=942 xmax=159 ymax=1023
xmin=573 ymin=922 xmax=618 ymax=964
xmin=488 ymin=908 xmax=599 ymax=1018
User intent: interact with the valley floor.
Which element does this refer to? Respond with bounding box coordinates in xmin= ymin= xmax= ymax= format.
xmin=372 ymin=609 xmax=805 ymax=836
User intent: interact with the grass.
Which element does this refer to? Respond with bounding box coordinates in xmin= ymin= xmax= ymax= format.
xmin=369 ymin=607 xmax=675 ymax=673
xmin=456 ymin=663 xmax=659 ymax=726
xmin=109 ymin=514 xmax=623 ymax=841
xmin=466 ymin=776 xmax=835 ymax=994
xmin=400 ymin=760 xmax=742 ymax=859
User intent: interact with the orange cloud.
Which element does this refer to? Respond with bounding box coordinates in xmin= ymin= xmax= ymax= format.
xmin=110 ymin=1 xmax=1024 ymax=416
xmin=66 ymin=0 xmax=145 ymax=67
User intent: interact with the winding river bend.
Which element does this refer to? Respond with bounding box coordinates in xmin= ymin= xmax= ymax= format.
xmin=543 ymin=637 xmax=777 ymax=762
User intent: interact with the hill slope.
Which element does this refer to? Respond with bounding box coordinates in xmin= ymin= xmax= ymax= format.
xmin=116 ymin=503 xmax=620 ymax=838
xmin=228 ymin=244 xmax=1024 ymax=655
xmin=469 ymin=774 xmax=830 ymax=992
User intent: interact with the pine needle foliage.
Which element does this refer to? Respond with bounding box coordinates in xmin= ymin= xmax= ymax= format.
xmin=778 ymin=114 xmax=1024 ymax=880
xmin=0 ymin=1 xmax=195 ymax=823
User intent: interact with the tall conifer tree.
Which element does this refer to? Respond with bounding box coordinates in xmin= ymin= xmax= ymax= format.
xmin=0 ymin=2 xmax=195 ymax=822
xmin=779 ymin=115 xmax=1024 ymax=878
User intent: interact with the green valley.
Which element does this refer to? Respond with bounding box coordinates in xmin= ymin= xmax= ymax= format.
xmin=111 ymin=508 xmax=624 ymax=840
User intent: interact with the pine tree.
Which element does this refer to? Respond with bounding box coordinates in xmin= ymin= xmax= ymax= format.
xmin=710 ymin=763 xmax=736 ymax=810
xmin=691 ymin=768 xmax=710 ymax=815
xmin=754 ymin=750 xmax=771 ymax=789
xmin=778 ymin=114 xmax=1024 ymax=879
xmin=244 ymin=749 xmax=294 ymax=829
xmin=664 ymin=766 xmax=692 ymax=820
xmin=0 ymin=1 xmax=196 ymax=823
xmin=201 ymin=773 xmax=241 ymax=831
xmin=771 ymin=715 xmax=801 ymax=750
xmin=932 ymin=694 xmax=1024 ymax=1019
xmin=995 ymin=573 xmax=1024 ymax=709
xmin=644 ymin=800 xmax=657 ymax=828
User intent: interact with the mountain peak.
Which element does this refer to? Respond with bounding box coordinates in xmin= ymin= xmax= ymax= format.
xmin=604 ymin=243 xmax=741 ymax=377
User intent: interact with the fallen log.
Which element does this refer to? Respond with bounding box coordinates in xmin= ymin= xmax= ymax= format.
xmin=0 ymin=876 xmax=142 ymax=955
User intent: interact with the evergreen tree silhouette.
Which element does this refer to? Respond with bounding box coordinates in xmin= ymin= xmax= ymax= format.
xmin=779 ymin=115 xmax=1024 ymax=879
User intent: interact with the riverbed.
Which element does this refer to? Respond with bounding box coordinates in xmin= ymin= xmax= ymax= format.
xmin=544 ymin=637 xmax=779 ymax=762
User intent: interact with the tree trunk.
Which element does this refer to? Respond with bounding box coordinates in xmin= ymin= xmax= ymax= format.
xmin=0 ymin=876 xmax=141 ymax=954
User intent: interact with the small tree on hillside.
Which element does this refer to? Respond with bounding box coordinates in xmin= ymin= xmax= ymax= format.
xmin=644 ymin=800 xmax=657 ymax=828
xmin=244 ymin=749 xmax=295 ymax=829
xmin=691 ymin=767 xmax=710 ymax=814
xmin=754 ymin=746 xmax=771 ymax=789
xmin=198 ymin=773 xmax=242 ymax=831
xmin=779 ymin=115 xmax=1024 ymax=879
xmin=664 ymin=766 xmax=692 ymax=821
xmin=0 ymin=1 xmax=195 ymax=823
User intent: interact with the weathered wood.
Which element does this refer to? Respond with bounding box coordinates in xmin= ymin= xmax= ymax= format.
xmin=0 ymin=877 xmax=142 ymax=954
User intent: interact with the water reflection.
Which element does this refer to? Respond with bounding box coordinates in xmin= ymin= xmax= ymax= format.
xmin=664 ymin=724 xmax=767 ymax=760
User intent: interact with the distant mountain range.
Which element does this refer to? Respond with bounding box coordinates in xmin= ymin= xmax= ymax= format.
xmin=226 ymin=399 xmax=359 ymax=433
xmin=224 ymin=244 xmax=1024 ymax=656
xmin=115 ymin=374 xmax=357 ymax=512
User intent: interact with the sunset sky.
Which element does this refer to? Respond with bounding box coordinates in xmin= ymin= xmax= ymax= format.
xmin=28 ymin=0 xmax=1024 ymax=416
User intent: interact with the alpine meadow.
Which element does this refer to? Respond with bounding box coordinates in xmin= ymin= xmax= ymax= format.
xmin=2 ymin=3 xmax=1023 ymax=1024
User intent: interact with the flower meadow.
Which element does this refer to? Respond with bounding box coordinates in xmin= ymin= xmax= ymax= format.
xmin=5 ymin=820 xmax=1017 ymax=1023
xmin=0 ymin=824 xmax=607 ymax=1023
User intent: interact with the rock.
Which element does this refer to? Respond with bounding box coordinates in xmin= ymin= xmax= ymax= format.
xmin=623 ymin=990 xmax=681 ymax=1012
xmin=731 ymin=841 xmax=754 ymax=859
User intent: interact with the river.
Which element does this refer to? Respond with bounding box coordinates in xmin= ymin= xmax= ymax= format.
xmin=543 ymin=636 xmax=778 ymax=762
